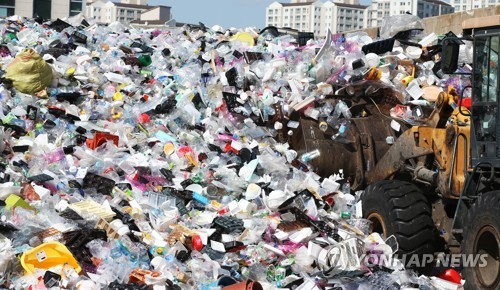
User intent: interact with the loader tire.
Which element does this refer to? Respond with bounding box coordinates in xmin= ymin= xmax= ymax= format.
xmin=361 ymin=180 xmax=435 ymax=259
xmin=461 ymin=191 xmax=500 ymax=290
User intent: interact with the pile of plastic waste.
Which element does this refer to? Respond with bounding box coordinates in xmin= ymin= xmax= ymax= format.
xmin=0 ymin=13 xmax=470 ymax=290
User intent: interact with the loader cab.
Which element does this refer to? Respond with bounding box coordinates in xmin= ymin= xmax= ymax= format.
xmin=444 ymin=16 xmax=500 ymax=168
xmin=469 ymin=18 xmax=500 ymax=168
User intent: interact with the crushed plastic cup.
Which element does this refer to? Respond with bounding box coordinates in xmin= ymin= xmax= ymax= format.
xmin=365 ymin=53 xmax=380 ymax=67
xmin=245 ymin=183 xmax=261 ymax=200
xmin=406 ymin=46 xmax=423 ymax=59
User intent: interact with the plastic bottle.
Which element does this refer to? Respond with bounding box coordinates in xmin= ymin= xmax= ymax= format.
xmin=336 ymin=101 xmax=352 ymax=119
xmin=192 ymin=192 xmax=208 ymax=205
xmin=332 ymin=122 xmax=349 ymax=143
xmin=327 ymin=115 xmax=341 ymax=129
xmin=342 ymin=179 xmax=351 ymax=195
xmin=300 ymin=149 xmax=320 ymax=163
xmin=319 ymin=102 xmax=334 ymax=117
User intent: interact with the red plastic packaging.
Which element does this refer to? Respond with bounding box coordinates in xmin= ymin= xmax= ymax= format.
xmin=438 ymin=268 xmax=462 ymax=284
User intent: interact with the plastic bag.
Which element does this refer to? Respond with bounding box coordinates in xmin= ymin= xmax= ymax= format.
xmin=5 ymin=48 xmax=53 ymax=95
xmin=380 ymin=15 xmax=425 ymax=39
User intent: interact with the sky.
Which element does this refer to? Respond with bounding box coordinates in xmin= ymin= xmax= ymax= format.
xmin=149 ymin=0 xmax=372 ymax=29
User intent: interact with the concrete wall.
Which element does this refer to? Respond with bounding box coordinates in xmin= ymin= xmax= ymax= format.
xmin=140 ymin=7 xmax=159 ymax=21
xmin=15 ymin=0 xmax=33 ymax=18
xmin=158 ymin=6 xmax=170 ymax=20
xmin=52 ymin=0 xmax=70 ymax=19
xmin=350 ymin=5 xmax=500 ymax=38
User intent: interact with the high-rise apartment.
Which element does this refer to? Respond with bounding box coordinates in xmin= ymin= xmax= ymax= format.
xmin=0 ymin=0 xmax=86 ymax=19
xmin=368 ymin=0 xmax=454 ymax=28
xmin=450 ymin=0 xmax=500 ymax=12
xmin=265 ymin=0 xmax=368 ymax=36
xmin=86 ymin=0 xmax=171 ymax=24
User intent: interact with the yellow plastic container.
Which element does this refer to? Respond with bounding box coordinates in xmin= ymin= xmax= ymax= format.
xmin=230 ymin=32 xmax=255 ymax=46
xmin=20 ymin=241 xmax=81 ymax=274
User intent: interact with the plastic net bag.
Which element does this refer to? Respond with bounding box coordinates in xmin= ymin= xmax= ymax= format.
xmin=5 ymin=48 xmax=53 ymax=95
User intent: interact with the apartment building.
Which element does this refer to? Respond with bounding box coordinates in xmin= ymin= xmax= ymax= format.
xmin=321 ymin=1 xmax=367 ymax=35
xmin=265 ymin=0 xmax=367 ymax=36
xmin=0 ymin=0 xmax=86 ymax=19
xmin=368 ymin=0 xmax=453 ymax=28
xmin=450 ymin=0 xmax=500 ymax=11
xmin=86 ymin=0 xmax=171 ymax=24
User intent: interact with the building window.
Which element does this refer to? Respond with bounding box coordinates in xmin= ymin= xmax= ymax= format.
xmin=285 ymin=15 xmax=288 ymax=19
xmin=268 ymin=9 xmax=273 ymax=15
xmin=268 ymin=16 xmax=273 ymax=21
xmin=285 ymin=9 xmax=288 ymax=13
xmin=33 ymin=0 xmax=51 ymax=19
xmin=385 ymin=3 xmax=390 ymax=8
xmin=0 ymin=0 xmax=15 ymax=17
xmin=0 ymin=0 xmax=15 ymax=6
xmin=70 ymin=0 xmax=83 ymax=16
xmin=295 ymin=8 xmax=300 ymax=13
xmin=378 ymin=3 xmax=382 ymax=9
xmin=303 ymin=7 xmax=307 ymax=12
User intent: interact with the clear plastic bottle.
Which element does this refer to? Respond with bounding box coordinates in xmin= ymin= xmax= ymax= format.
xmin=319 ymin=101 xmax=334 ymax=116
xmin=335 ymin=100 xmax=352 ymax=119
xmin=332 ymin=122 xmax=349 ymax=143
xmin=327 ymin=114 xmax=341 ymax=129
xmin=300 ymin=149 xmax=320 ymax=163
xmin=342 ymin=179 xmax=351 ymax=195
